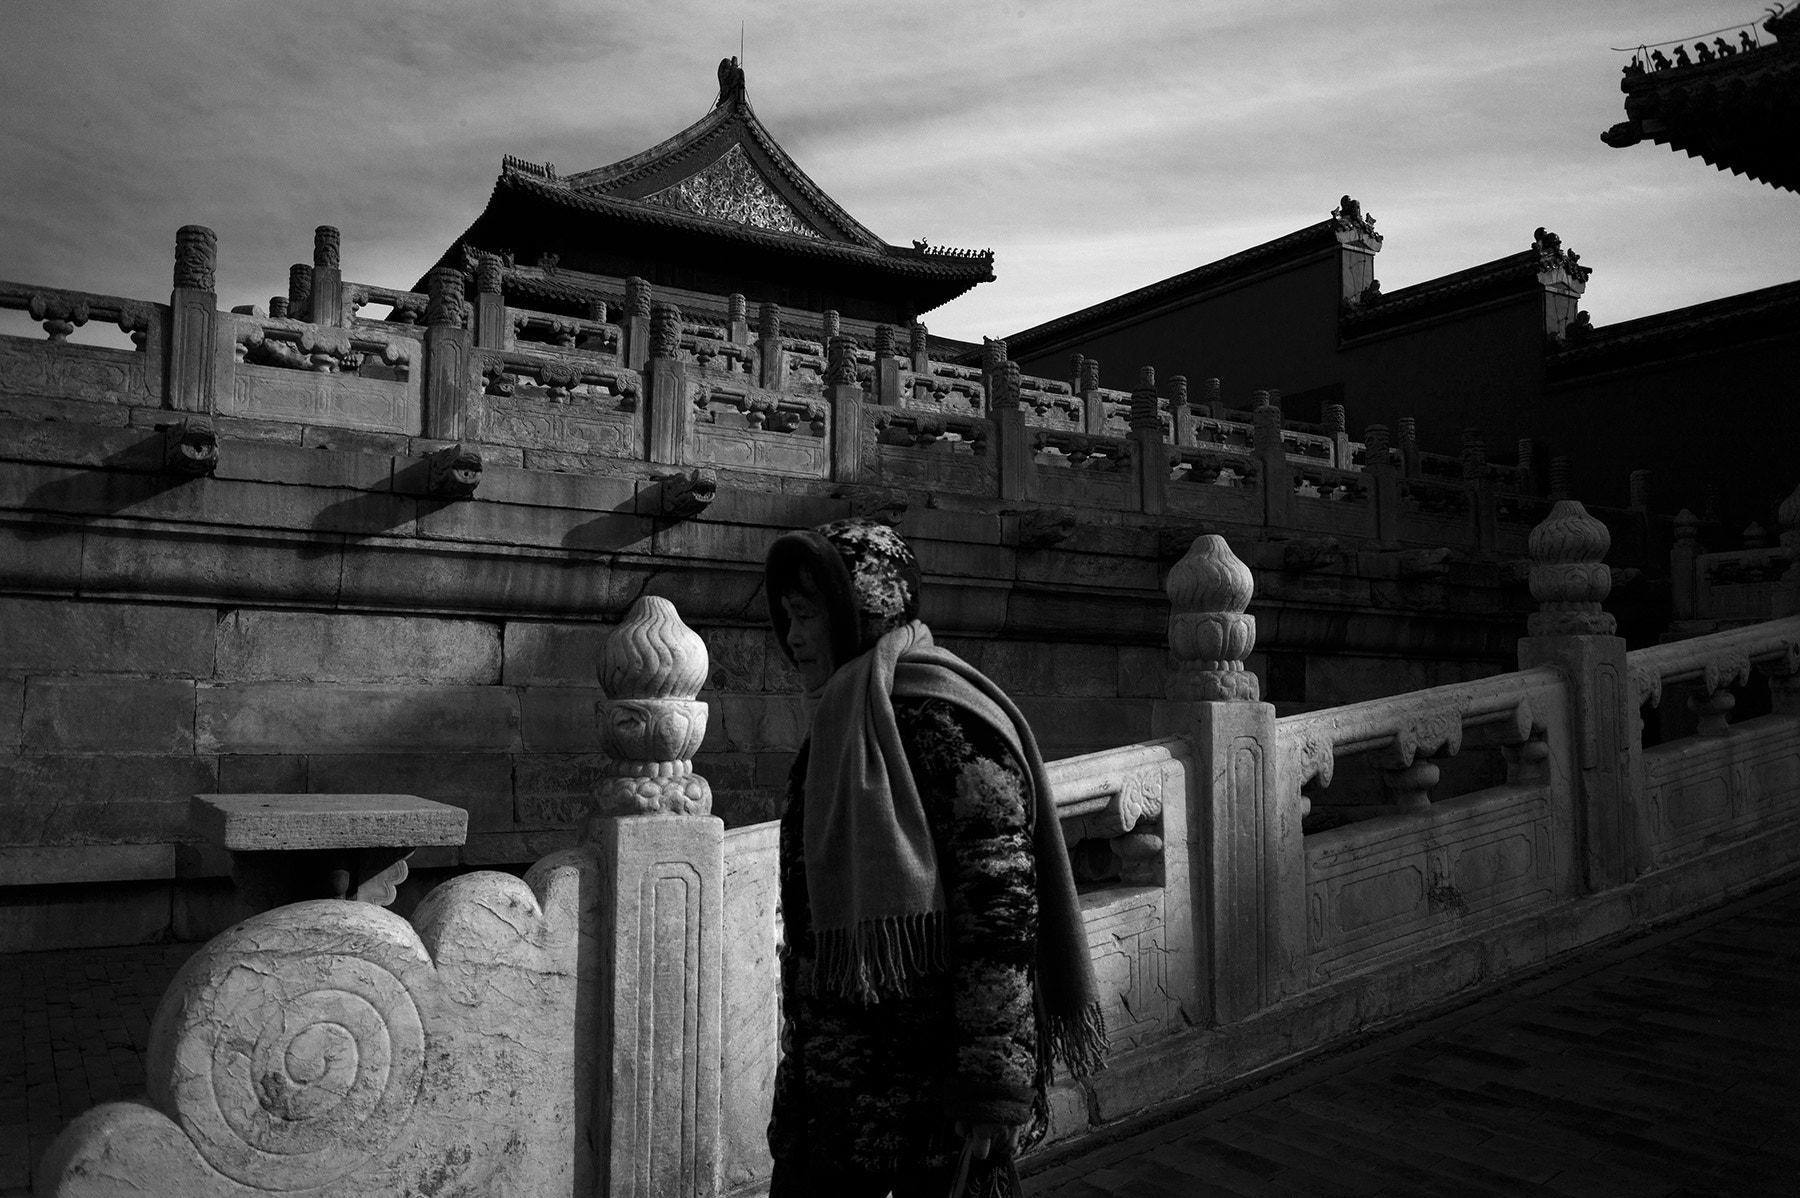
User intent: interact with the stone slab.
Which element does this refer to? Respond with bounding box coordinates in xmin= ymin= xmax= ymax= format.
xmin=214 ymin=610 xmax=502 ymax=684
xmin=520 ymin=686 xmax=602 ymax=751
xmin=0 ymin=675 xmax=20 ymax=752
xmin=194 ymin=682 xmax=518 ymax=754
xmin=0 ymin=598 xmax=215 ymax=676
xmin=80 ymin=522 xmax=345 ymax=606
xmin=22 ymin=677 xmax=195 ymax=753
xmin=502 ymin=621 xmax=613 ymax=686
xmin=209 ymin=439 xmax=395 ymax=492
xmin=0 ymin=754 xmax=219 ymax=846
xmin=0 ymin=516 xmax=84 ymax=592
xmin=189 ymin=793 xmax=468 ymax=851
xmin=0 ymin=843 xmax=179 ymax=885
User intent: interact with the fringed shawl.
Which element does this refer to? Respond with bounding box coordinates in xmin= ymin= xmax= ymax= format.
xmin=803 ymin=620 xmax=1108 ymax=1079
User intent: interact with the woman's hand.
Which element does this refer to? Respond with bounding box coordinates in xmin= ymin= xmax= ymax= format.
xmin=954 ymin=1120 xmax=1019 ymax=1161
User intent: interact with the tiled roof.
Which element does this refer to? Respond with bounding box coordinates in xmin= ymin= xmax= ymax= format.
xmin=1601 ymin=12 xmax=1800 ymax=192
xmin=1547 ymin=278 xmax=1800 ymax=374
xmin=1339 ymin=243 xmax=1585 ymax=338
xmin=1000 ymin=218 xmax=1365 ymax=357
xmin=497 ymin=173 xmax=994 ymax=281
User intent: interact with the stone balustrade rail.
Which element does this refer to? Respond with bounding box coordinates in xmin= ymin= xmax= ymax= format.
xmin=32 ymin=507 xmax=1800 ymax=1197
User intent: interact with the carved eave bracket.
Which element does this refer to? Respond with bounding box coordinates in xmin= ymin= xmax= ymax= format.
xmin=426 ymin=445 xmax=482 ymax=499
xmin=1014 ymin=507 xmax=1077 ymax=550
xmin=159 ymin=417 xmax=218 ymax=478
xmin=651 ymin=469 xmax=718 ymax=521
xmin=1278 ymin=536 xmax=1341 ymax=573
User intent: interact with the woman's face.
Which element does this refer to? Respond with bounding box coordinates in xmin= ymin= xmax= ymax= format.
xmin=782 ymin=590 xmax=836 ymax=690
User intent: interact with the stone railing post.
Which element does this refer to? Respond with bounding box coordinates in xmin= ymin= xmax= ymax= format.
xmin=757 ymin=301 xmax=785 ymax=390
xmin=1516 ymin=500 xmax=1646 ymax=892
xmin=310 ymin=226 xmax=343 ymax=327
xmin=1364 ymin=423 xmax=1400 ymax=542
xmin=647 ymin=303 xmax=688 ymax=466
xmin=474 ymin=252 xmax=508 ymax=350
xmin=1152 ymin=535 xmax=1302 ymax=1025
xmin=1322 ymin=401 xmax=1348 ymax=467
xmin=990 ymin=360 xmax=1031 ymax=503
xmin=1464 ymin=429 xmax=1496 ymax=555
xmin=1169 ymin=375 xmax=1194 ymax=447
xmin=623 ymin=276 xmax=653 ymax=371
xmin=826 ymin=335 xmax=862 ymax=482
xmin=1131 ymin=366 xmax=1167 ymax=515
xmin=1517 ymin=437 xmax=1536 ymax=494
xmin=1670 ymin=508 xmax=1700 ymax=621
xmin=287 ymin=262 xmax=313 ymax=322
xmin=908 ymin=321 xmax=929 ymax=374
xmin=979 ymin=337 xmax=1007 ymax=412
xmin=1079 ymin=357 xmax=1103 ymax=434
xmin=1397 ymin=416 xmax=1419 ymax=477
xmin=586 ymin=596 xmax=723 ymax=1197
xmin=424 ymin=266 xmax=472 ymax=441
xmin=168 ymin=225 xmax=218 ymax=413
xmin=1252 ymin=393 xmax=1290 ymax=528
xmin=727 ymin=293 xmax=749 ymax=346
xmin=1202 ymin=376 xmax=1222 ymax=419
xmin=1778 ymin=482 xmax=1800 ymax=616
xmin=872 ymin=324 xmax=902 ymax=406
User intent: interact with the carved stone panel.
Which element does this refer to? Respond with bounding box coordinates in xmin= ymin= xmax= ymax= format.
xmin=0 ymin=338 xmax=152 ymax=405
xmin=482 ymin=398 xmax=639 ymax=458
xmin=228 ymin=364 xmax=420 ymax=435
xmin=1643 ymin=717 xmax=1800 ymax=866
xmin=691 ymin=422 xmax=828 ymax=477
xmin=1034 ymin=467 xmax=1131 ymax=510
xmin=870 ymin=443 xmax=993 ymax=492
xmin=1080 ymin=887 xmax=1173 ymax=1051
xmin=1304 ymin=786 xmax=1559 ymax=985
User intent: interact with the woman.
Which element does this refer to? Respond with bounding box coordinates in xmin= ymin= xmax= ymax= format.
xmin=764 ymin=519 xmax=1106 ymax=1198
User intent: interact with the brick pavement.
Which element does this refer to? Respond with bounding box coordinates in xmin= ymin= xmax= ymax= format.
xmin=0 ymin=942 xmax=198 ymax=1197
xmin=2 ymin=881 xmax=1794 ymax=1196
xmin=1024 ymin=877 xmax=1800 ymax=1198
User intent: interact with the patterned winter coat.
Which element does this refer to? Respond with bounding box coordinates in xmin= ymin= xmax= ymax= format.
xmin=768 ymin=696 xmax=1044 ymax=1193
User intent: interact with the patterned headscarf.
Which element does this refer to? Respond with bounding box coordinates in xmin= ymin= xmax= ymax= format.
xmin=766 ymin=518 xmax=921 ymax=670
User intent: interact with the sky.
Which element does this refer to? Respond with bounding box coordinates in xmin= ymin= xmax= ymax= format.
xmin=2 ymin=0 xmax=1795 ymax=343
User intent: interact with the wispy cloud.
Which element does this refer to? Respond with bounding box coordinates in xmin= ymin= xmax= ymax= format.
xmin=1 ymin=0 xmax=1793 ymax=341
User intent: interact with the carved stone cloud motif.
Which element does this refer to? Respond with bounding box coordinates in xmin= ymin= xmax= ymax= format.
xmin=643 ymin=144 xmax=823 ymax=239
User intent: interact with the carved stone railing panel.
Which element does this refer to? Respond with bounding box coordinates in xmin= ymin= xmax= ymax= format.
xmin=0 ymin=282 xmax=161 ymax=405
xmin=1280 ymin=427 xmax=1337 ymax=465
xmin=1400 ymin=477 xmax=1473 ymax=520
xmin=476 ymin=349 xmax=642 ymax=458
xmin=1642 ymin=714 xmax=1800 ymax=867
xmin=899 ymin=368 xmax=985 ymax=417
xmin=1304 ymin=781 xmax=1567 ymax=985
xmin=223 ymin=314 xmax=422 ymax=434
xmin=688 ymin=377 xmax=830 ymax=478
xmin=1044 ymin=737 xmax=1197 ymax=1047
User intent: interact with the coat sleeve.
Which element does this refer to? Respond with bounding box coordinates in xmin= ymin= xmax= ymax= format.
xmin=895 ymin=697 xmax=1039 ymax=1128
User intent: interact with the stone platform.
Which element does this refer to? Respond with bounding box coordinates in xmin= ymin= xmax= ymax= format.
xmin=4 ymin=876 xmax=1794 ymax=1196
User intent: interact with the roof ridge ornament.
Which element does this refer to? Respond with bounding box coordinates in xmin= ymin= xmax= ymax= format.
xmin=715 ymin=55 xmax=746 ymax=108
